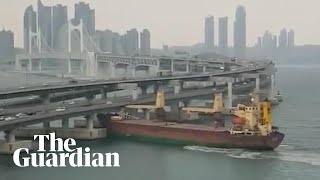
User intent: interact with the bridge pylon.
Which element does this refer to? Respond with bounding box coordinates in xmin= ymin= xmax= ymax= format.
xmin=68 ymin=19 xmax=84 ymax=53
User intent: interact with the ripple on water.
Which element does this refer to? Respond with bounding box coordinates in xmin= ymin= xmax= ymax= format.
xmin=184 ymin=145 xmax=320 ymax=166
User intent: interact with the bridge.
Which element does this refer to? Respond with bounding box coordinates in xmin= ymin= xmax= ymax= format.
xmin=0 ymin=77 xmax=271 ymax=131
xmin=15 ymin=18 xmax=241 ymax=79
xmin=15 ymin=51 xmax=240 ymax=78
xmin=1 ymin=61 xmax=273 ymax=100
xmin=1 ymin=46 xmax=277 ymax=154
xmin=0 ymin=75 xmax=273 ymax=154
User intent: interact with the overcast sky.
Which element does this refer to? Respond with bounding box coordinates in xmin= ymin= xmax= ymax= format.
xmin=0 ymin=0 xmax=318 ymax=48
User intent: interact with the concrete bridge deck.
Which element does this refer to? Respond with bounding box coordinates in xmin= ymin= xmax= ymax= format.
xmin=0 ymin=61 xmax=272 ymax=99
xmin=0 ymin=78 xmax=270 ymax=131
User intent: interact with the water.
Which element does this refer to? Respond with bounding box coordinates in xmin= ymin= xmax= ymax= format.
xmin=0 ymin=65 xmax=320 ymax=180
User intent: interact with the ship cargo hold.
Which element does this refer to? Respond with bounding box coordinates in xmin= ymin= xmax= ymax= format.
xmin=107 ymin=91 xmax=284 ymax=150
xmin=109 ymin=119 xmax=284 ymax=150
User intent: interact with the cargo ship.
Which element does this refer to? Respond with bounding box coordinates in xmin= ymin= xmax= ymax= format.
xmin=108 ymin=91 xmax=284 ymax=150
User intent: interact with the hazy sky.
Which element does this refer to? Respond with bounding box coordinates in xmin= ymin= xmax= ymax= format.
xmin=0 ymin=0 xmax=318 ymax=48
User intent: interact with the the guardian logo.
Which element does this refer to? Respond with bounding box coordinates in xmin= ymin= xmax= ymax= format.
xmin=13 ymin=133 xmax=120 ymax=167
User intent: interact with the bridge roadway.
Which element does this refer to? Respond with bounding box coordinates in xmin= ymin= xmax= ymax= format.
xmin=0 ymin=61 xmax=271 ymax=99
xmin=0 ymin=78 xmax=259 ymax=116
xmin=0 ymin=79 xmax=268 ymax=131
xmin=0 ymin=89 xmax=103 ymax=108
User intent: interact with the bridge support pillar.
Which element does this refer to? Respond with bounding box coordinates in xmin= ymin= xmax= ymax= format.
xmin=15 ymin=58 xmax=22 ymax=71
xmin=171 ymin=80 xmax=183 ymax=94
xmin=170 ymin=80 xmax=184 ymax=94
xmin=132 ymin=88 xmax=138 ymax=100
xmin=108 ymin=63 xmax=115 ymax=79
xmin=125 ymin=65 xmax=135 ymax=78
xmin=0 ymin=129 xmax=32 ymax=154
xmin=131 ymin=65 xmax=136 ymax=78
xmin=179 ymin=81 xmax=184 ymax=90
xmin=43 ymin=97 xmax=50 ymax=105
xmin=256 ymin=77 xmax=260 ymax=91
xmin=5 ymin=130 xmax=16 ymax=143
xmin=101 ymin=88 xmax=107 ymax=99
xmin=227 ymin=82 xmax=233 ymax=108
xmin=147 ymin=66 xmax=158 ymax=77
xmin=86 ymin=114 xmax=95 ymax=130
xmin=139 ymin=83 xmax=148 ymax=95
xmin=186 ymin=61 xmax=190 ymax=73
xmin=141 ymin=87 xmax=147 ymax=95
xmin=38 ymin=60 xmax=42 ymax=71
xmin=85 ymin=94 xmax=95 ymax=105
xmin=28 ymin=59 xmax=32 ymax=72
xmin=43 ymin=122 xmax=50 ymax=128
xmin=202 ymin=66 xmax=207 ymax=73
xmin=62 ymin=118 xmax=69 ymax=128
xmin=171 ymin=59 xmax=174 ymax=73
xmin=153 ymin=83 xmax=159 ymax=94
xmin=80 ymin=61 xmax=86 ymax=74
xmin=67 ymin=58 xmax=72 ymax=74
xmin=182 ymin=100 xmax=190 ymax=107
xmin=143 ymin=109 xmax=151 ymax=120
xmin=40 ymin=93 xmax=50 ymax=106
xmin=269 ymin=74 xmax=275 ymax=99
xmin=174 ymin=85 xmax=181 ymax=94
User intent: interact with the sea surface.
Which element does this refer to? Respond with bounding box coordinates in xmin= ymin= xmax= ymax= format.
xmin=0 ymin=65 xmax=319 ymax=180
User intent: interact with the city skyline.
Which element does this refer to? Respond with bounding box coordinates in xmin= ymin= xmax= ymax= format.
xmin=0 ymin=0 xmax=318 ymax=48
xmin=20 ymin=0 xmax=151 ymax=56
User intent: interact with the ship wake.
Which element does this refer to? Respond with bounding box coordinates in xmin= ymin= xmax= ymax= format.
xmin=272 ymin=145 xmax=320 ymax=166
xmin=183 ymin=145 xmax=263 ymax=160
xmin=183 ymin=145 xmax=320 ymax=166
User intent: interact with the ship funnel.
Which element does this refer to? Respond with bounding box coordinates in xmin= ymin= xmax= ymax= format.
xmin=155 ymin=90 xmax=165 ymax=109
xmin=213 ymin=93 xmax=224 ymax=112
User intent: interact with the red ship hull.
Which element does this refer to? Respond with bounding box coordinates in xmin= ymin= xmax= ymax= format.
xmin=109 ymin=119 xmax=284 ymax=150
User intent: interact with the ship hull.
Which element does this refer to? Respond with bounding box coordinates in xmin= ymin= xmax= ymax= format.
xmin=109 ymin=120 xmax=284 ymax=150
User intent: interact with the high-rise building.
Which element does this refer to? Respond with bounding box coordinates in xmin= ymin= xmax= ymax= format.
xmin=256 ymin=37 xmax=262 ymax=48
xmin=112 ymin=33 xmax=125 ymax=55
xmin=96 ymin=29 xmax=113 ymax=53
xmin=278 ymin=28 xmax=288 ymax=48
xmin=262 ymin=31 xmax=273 ymax=49
xmin=272 ymin=35 xmax=277 ymax=48
xmin=23 ymin=5 xmax=37 ymax=52
xmin=38 ymin=0 xmax=52 ymax=51
xmin=233 ymin=5 xmax=246 ymax=58
xmin=52 ymin=4 xmax=68 ymax=50
xmin=261 ymin=31 xmax=277 ymax=50
xmin=140 ymin=29 xmax=151 ymax=56
xmin=288 ymin=29 xmax=295 ymax=48
xmin=218 ymin=17 xmax=228 ymax=55
xmin=123 ymin=28 xmax=139 ymax=56
xmin=0 ymin=29 xmax=14 ymax=59
xmin=204 ymin=16 xmax=214 ymax=49
xmin=75 ymin=2 xmax=95 ymax=35
xmin=37 ymin=1 xmax=68 ymax=51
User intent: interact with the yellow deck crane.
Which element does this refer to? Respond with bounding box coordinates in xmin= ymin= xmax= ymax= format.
xmin=181 ymin=92 xmax=273 ymax=134
xmin=125 ymin=90 xmax=166 ymax=120
xmin=181 ymin=93 xmax=225 ymax=114
xmin=181 ymin=93 xmax=227 ymax=127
